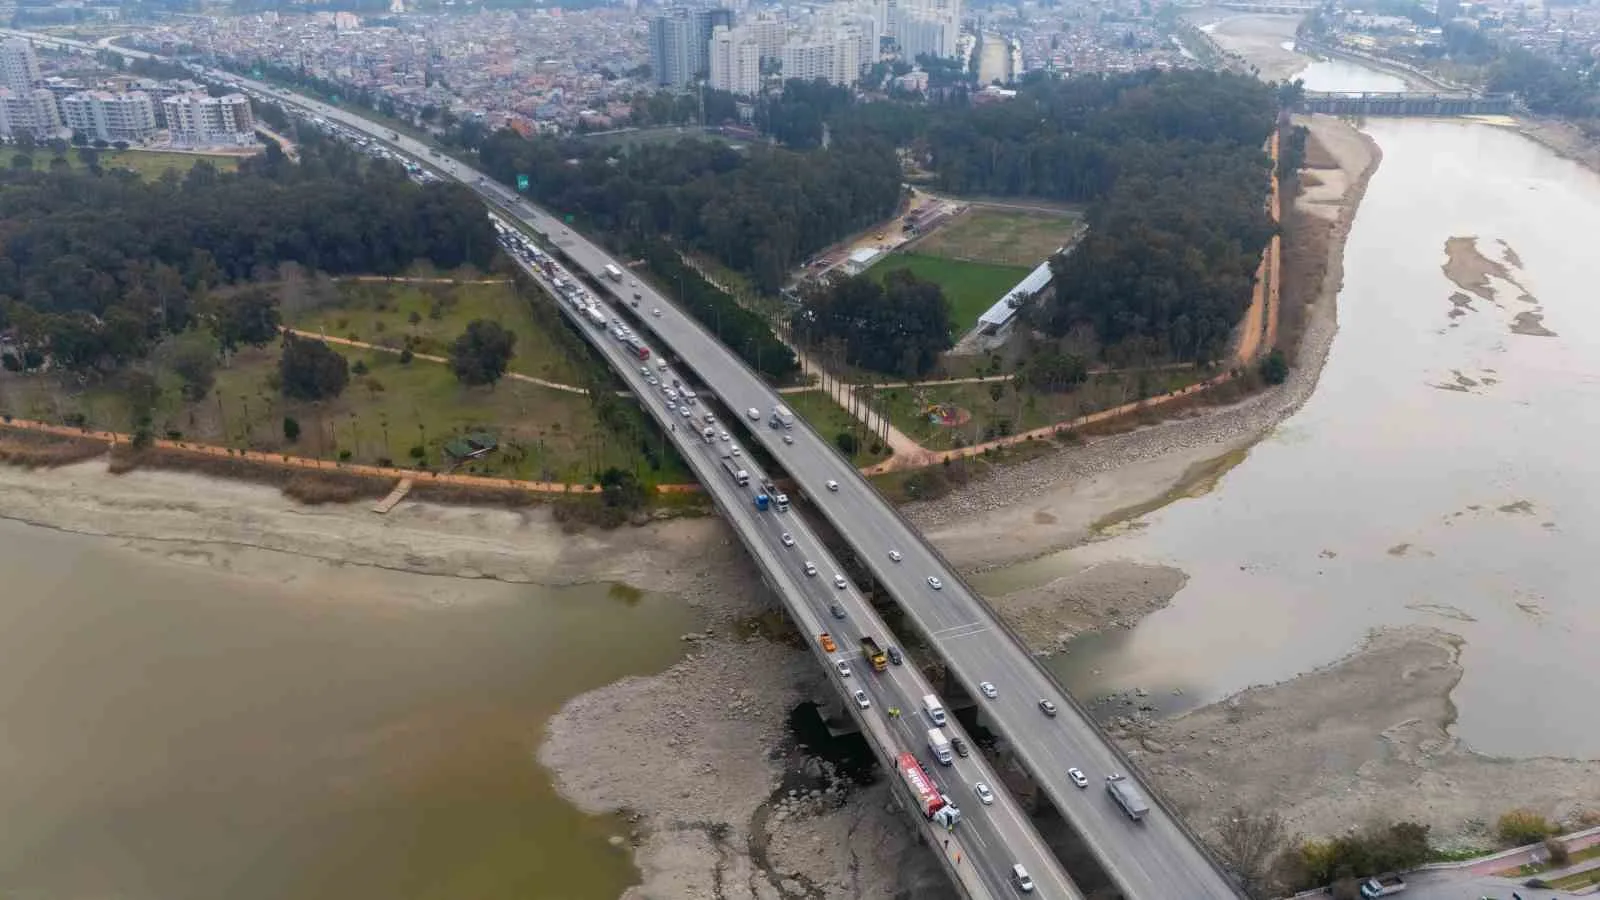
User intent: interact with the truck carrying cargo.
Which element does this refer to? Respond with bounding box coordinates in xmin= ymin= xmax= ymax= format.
xmin=927 ymin=728 xmax=953 ymax=766
xmin=720 ymin=458 xmax=749 ymax=486
xmin=922 ymin=694 xmax=946 ymax=726
xmin=859 ymin=637 xmax=888 ymax=672
xmin=603 ymin=263 xmax=623 ymax=282
xmin=774 ymin=493 xmax=790 ymax=512
xmin=754 ymin=493 xmax=769 ymax=511
xmin=1105 ymin=773 xmax=1150 ymax=821
xmin=896 ymin=753 xmax=960 ymax=827
xmin=584 ymin=306 xmax=606 ymax=327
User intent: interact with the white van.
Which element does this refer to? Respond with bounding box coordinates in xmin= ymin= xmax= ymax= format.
xmin=922 ymin=694 xmax=947 ymax=727
xmin=1011 ymin=864 xmax=1035 ymax=893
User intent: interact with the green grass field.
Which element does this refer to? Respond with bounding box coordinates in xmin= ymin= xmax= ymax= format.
xmin=291 ymin=278 xmax=589 ymax=386
xmin=866 ymin=368 xmax=1207 ymax=452
xmin=779 ymin=389 xmax=893 ymax=467
xmin=913 ymin=208 xmax=1083 ymax=268
xmin=24 ymin=148 xmax=243 ymax=179
xmin=868 ymin=253 xmax=1031 ymax=335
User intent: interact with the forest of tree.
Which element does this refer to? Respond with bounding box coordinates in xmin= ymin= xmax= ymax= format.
xmin=914 ymin=70 xmax=1277 ymax=364
xmin=473 ymin=129 xmax=903 ymax=294
xmin=0 ymin=138 xmax=496 ymax=378
xmin=791 ymin=270 xmax=952 ymax=379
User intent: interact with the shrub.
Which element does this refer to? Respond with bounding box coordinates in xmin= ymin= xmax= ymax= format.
xmin=399 ymin=348 xmax=414 ymax=364
xmin=835 ymin=431 xmax=858 ymax=455
xmin=337 ymin=449 xmax=352 ymax=462
xmin=352 ymin=358 xmax=369 ymax=375
xmin=1260 ymin=348 xmax=1289 ymax=385
xmin=1498 ymin=810 xmax=1555 ymax=846
xmin=283 ymin=416 xmax=301 ymax=442
xmin=408 ymin=444 xmax=425 ymax=459
xmin=1543 ymin=837 xmax=1570 ymax=867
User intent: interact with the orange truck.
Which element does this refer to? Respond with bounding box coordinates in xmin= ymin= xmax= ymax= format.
xmin=818 ymin=633 xmax=837 ymax=653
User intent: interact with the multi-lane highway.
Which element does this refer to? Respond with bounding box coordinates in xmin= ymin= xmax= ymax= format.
xmin=490 ymin=221 xmax=1081 ymax=900
xmin=8 ymin=29 xmax=1242 ymax=898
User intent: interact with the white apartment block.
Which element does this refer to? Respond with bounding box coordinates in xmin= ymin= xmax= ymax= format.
xmin=780 ymin=27 xmax=864 ymax=88
xmin=708 ymin=25 xmax=761 ymax=97
xmin=744 ymin=12 xmax=790 ymax=64
xmin=62 ymin=90 xmax=158 ymax=144
xmin=163 ymin=92 xmax=256 ymax=147
xmin=0 ymin=86 xmax=63 ymax=140
xmin=0 ymin=38 xmax=41 ymax=93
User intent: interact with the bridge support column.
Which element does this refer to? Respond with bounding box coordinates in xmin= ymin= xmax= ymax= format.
xmin=819 ymin=695 xmax=861 ymax=737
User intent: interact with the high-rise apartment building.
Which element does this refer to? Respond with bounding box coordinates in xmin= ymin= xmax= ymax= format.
xmin=894 ymin=0 xmax=961 ymax=59
xmin=708 ymin=25 xmax=761 ymax=96
xmin=780 ymin=27 xmax=863 ymax=87
xmin=650 ymin=7 xmax=735 ymax=89
xmin=163 ymin=92 xmax=256 ymax=147
xmin=649 ymin=9 xmax=698 ymax=88
xmin=0 ymin=38 xmax=41 ymax=93
xmin=0 ymin=87 xmax=63 ymax=140
xmin=744 ymin=12 xmax=790 ymax=65
xmin=62 ymin=90 xmax=158 ymax=143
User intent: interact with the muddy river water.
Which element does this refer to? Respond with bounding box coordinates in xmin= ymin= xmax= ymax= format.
xmin=0 ymin=517 xmax=694 ymax=900
xmin=985 ymin=58 xmax=1600 ymax=759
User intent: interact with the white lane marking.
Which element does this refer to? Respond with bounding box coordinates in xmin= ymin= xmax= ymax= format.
xmin=933 ymin=622 xmax=989 ymax=640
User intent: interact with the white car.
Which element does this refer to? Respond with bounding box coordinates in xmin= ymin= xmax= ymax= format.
xmin=852 ymin=689 xmax=871 ymax=709
xmin=679 ymin=407 xmax=692 ymax=418
xmin=652 ymin=308 xmax=662 ymax=317
xmin=646 ymin=376 xmax=658 ymax=386
xmin=974 ymin=782 xmax=995 ymax=805
xmin=1068 ymin=767 xmax=1088 ymax=788
xmin=783 ymin=435 xmax=794 ymax=445
xmin=720 ymin=431 xmax=731 ymax=442
xmin=833 ymin=575 xmax=847 ymax=590
xmin=826 ymin=480 xmax=839 ymax=492
xmin=836 ymin=660 xmax=852 ymax=678
xmin=927 ymin=576 xmax=944 ymax=590
xmin=639 ymin=366 xmax=650 ymax=376
xmin=888 ymin=550 xmax=903 ymax=562
xmin=731 ymin=447 xmax=741 ymax=457
xmin=781 ymin=532 xmax=795 ymax=547
xmin=980 ymin=681 xmax=998 ymax=699
xmin=804 ymin=561 xmax=817 ymax=576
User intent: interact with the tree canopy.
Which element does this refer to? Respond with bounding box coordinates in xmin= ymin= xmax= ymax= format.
xmin=449 ymin=319 xmax=517 ymax=387
xmin=474 ymin=129 xmax=902 ymax=294
xmin=0 ymin=139 xmax=495 ymax=378
xmin=792 ymin=270 xmax=953 ymax=378
xmin=279 ymin=334 xmax=350 ymax=401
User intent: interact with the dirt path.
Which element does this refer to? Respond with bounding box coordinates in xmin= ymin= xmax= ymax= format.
xmin=282 ymin=327 xmax=592 ymax=395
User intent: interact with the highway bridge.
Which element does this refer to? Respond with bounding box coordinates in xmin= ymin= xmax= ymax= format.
xmin=7 ymin=29 xmax=1246 ymax=900
xmin=1301 ymin=90 xmax=1516 ymax=116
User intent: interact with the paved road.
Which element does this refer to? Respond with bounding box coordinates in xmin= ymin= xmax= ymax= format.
xmin=2 ymin=30 xmax=1229 ymax=897
xmin=495 ymin=230 xmax=1082 ymax=900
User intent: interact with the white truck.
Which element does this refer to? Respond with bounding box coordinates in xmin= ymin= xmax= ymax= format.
xmin=720 ymin=456 xmax=749 ymax=486
xmin=583 ymin=306 xmax=606 ymax=327
xmin=770 ymin=404 xmax=795 ymax=429
xmin=1359 ymin=875 xmax=1407 ymax=898
xmin=927 ymin=728 xmax=953 ymax=766
xmin=921 ymin=694 xmax=947 ymax=727
xmin=603 ymin=263 xmax=623 ymax=282
xmin=1105 ymin=773 xmax=1150 ymax=821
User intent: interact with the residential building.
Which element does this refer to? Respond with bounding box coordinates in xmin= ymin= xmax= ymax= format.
xmin=62 ymin=90 xmax=158 ymax=143
xmin=744 ymin=12 xmax=790 ymax=64
xmin=0 ymin=38 xmax=40 ymax=93
xmin=649 ymin=9 xmax=698 ymax=87
xmin=163 ymin=91 xmax=256 ymax=147
xmin=0 ymin=86 xmax=62 ymax=140
xmin=780 ymin=27 xmax=863 ymax=87
xmin=709 ymin=25 xmax=761 ymax=96
xmin=895 ymin=0 xmax=961 ymax=59
xmin=692 ymin=7 xmax=735 ymax=76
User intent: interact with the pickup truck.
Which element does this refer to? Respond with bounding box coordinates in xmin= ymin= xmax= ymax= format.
xmin=1358 ymin=875 xmax=1406 ymax=897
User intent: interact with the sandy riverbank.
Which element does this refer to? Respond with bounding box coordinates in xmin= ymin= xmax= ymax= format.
xmin=909 ymin=116 xmax=1377 ymax=653
xmin=1119 ymin=627 xmax=1600 ymax=853
xmin=0 ymin=460 xmax=938 ymax=898
xmin=1199 ymin=14 xmax=1308 ymax=83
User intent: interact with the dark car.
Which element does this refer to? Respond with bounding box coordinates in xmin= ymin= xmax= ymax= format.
xmin=886 ymin=646 xmax=903 ymax=666
xmin=829 ymin=604 xmax=846 ymax=620
xmin=952 ymin=736 xmax=970 ymax=758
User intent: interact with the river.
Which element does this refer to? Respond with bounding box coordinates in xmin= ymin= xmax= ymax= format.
xmin=0 ymin=517 xmax=695 ymax=900
xmin=982 ymin=57 xmax=1600 ymax=759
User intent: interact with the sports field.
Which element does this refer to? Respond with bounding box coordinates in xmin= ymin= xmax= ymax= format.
xmin=913 ymin=208 xmax=1083 ymax=268
xmin=870 ymin=253 xmax=1032 ymax=334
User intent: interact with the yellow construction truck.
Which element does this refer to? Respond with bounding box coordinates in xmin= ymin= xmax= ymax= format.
xmin=859 ymin=637 xmax=889 ymax=672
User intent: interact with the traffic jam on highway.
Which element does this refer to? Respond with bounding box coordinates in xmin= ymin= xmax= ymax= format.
xmin=484 ymin=211 xmax=1080 ymax=897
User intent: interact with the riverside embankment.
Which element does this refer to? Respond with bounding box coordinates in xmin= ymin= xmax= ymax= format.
xmin=932 ymin=18 xmax=1600 ymax=852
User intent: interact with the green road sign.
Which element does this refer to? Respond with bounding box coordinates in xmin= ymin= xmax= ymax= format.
xmin=564 ymin=214 xmax=574 ymax=224
xmin=516 ymin=174 xmax=529 ymax=192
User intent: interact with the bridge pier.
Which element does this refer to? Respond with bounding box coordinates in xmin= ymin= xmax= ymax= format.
xmin=818 ymin=694 xmax=862 ymax=737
